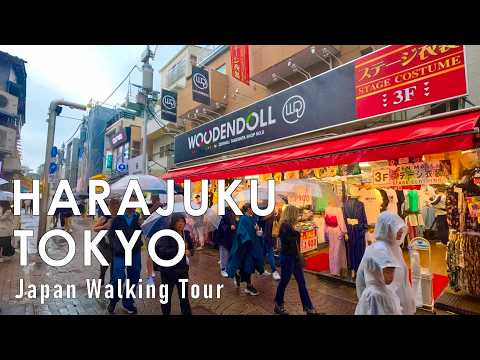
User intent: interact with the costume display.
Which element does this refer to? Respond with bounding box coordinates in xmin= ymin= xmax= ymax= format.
xmin=445 ymin=173 xmax=480 ymax=296
xmin=324 ymin=206 xmax=347 ymax=276
xmin=359 ymin=187 xmax=382 ymax=225
xmin=343 ymin=197 xmax=368 ymax=272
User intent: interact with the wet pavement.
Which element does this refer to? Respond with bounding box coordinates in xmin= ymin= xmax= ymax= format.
xmin=0 ymin=214 xmax=435 ymax=315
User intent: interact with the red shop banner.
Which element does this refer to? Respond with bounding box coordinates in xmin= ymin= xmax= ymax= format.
xmin=230 ymin=45 xmax=250 ymax=85
xmin=355 ymin=45 xmax=467 ymax=119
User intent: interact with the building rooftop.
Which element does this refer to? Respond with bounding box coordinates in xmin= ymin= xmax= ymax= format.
xmin=159 ymin=45 xmax=208 ymax=72
xmin=0 ymin=50 xmax=27 ymax=65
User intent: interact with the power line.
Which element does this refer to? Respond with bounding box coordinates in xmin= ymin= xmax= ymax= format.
xmin=58 ymin=115 xmax=84 ymax=121
xmin=63 ymin=121 xmax=83 ymax=145
xmin=100 ymin=64 xmax=140 ymax=106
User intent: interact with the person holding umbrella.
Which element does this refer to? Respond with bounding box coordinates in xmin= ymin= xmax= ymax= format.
xmin=214 ymin=205 xmax=237 ymax=278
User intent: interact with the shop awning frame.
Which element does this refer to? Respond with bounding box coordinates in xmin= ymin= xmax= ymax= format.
xmin=164 ymin=106 xmax=480 ymax=182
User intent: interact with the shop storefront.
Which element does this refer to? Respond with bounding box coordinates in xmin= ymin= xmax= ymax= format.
xmin=164 ymin=46 xmax=480 ymax=313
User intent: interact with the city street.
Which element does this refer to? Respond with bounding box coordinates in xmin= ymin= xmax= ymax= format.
xmin=0 ymin=214 xmax=358 ymax=315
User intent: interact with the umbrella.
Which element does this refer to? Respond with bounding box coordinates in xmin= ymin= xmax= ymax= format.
xmin=141 ymin=201 xmax=189 ymax=237
xmin=233 ymin=187 xmax=279 ymax=203
xmin=0 ymin=178 xmax=8 ymax=186
xmin=0 ymin=191 xmax=13 ymax=201
xmin=110 ymin=175 xmax=167 ymax=194
xmin=204 ymin=205 xmax=222 ymax=231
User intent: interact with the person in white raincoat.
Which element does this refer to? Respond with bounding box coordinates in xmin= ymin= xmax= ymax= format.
xmin=355 ymin=245 xmax=402 ymax=315
xmin=356 ymin=211 xmax=416 ymax=315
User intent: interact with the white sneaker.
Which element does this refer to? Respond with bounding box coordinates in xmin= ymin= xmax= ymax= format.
xmin=220 ymin=270 xmax=228 ymax=278
xmin=272 ymin=271 xmax=281 ymax=281
xmin=217 ymin=260 xmax=221 ymax=264
xmin=263 ymin=270 xmax=271 ymax=276
xmin=146 ymin=276 xmax=155 ymax=286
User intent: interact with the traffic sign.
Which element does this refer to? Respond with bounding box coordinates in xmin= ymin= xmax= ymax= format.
xmin=49 ymin=162 xmax=58 ymax=174
xmin=116 ymin=163 xmax=127 ymax=172
xmin=51 ymin=146 xmax=58 ymax=158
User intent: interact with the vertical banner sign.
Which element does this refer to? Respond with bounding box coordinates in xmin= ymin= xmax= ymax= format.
xmin=192 ymin=65 xmax=210 ymax=105
xmin=230 ymin=45 xmax=250 ymax=85
xmin=355 ymin=45 xmax=467 ymax=119
xmin=161 ymin=89 xmax=177 ymax=123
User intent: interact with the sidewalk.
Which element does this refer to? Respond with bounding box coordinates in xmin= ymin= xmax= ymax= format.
xmin=0 ymin=214 xmax=359 ymax=315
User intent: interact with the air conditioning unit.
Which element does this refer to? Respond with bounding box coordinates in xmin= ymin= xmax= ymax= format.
xmin=0 ymin=125 xmax=17 ymax=155
xmin=0 ymin=90 xmax=19 ymax=117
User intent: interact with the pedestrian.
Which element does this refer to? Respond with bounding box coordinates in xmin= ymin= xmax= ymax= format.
xmin=273 ymin=205 xmax=317 ymax=315
xmin=355 ymin=244 xmax=402 ymax=315
xmin=226 ymin=203 xmax=265 ymax=296
xmin=214 ymin=205 xmax=237 ymax=278
xmin=52 ymin=207 xmax=61 ymax=228
xmin=155 ymin=213 xmax=194 ymax=315
xmin=145 ymin=194 xmax=161 ymax=285
xmin=0 ymin=201 xmax=15 ymax=262
xmin=107 ymin=196 xmax=144 ymax=315
xmin=192 ymin=194 xmax=206 ymax=249
xmin=24 ymin=199 xmax=32 ymax=215
xmin=356 ymin=211 xmax=416 ymax=315
xmin=258 ymin=209 xmax=281 ymax=280
xmin=92 ymin=198 xmax=120 ymax=286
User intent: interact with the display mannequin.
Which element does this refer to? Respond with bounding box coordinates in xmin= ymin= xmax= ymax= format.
xmin=343 ymin=186 xmax=369 ymax=279
xmin=324 ymin=198 xmax=347 ymax=276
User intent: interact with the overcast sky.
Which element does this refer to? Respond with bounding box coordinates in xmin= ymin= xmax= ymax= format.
xmin=0 ymin=45 xmax=185 ymax=172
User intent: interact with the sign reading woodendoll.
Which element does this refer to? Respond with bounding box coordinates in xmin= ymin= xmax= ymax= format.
xmin=175 ymin=45 xmax=468 ymax=165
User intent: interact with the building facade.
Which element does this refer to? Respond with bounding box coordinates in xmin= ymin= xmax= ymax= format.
xmin=147 ymin=46 xmax=214 ymax=176
xmin=164 ymin=45 xmax=480 ymax=171
xmin=0 ymin=51 xmax=27 ymax=184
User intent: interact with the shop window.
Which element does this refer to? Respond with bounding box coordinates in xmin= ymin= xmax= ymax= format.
xmin=216 ymin=63 xmax=227 ymax=74
xmin=190 ymin=55 xmax=198 ymax=66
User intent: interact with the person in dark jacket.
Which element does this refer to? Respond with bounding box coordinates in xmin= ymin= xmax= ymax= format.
xmin=155 ymin=213 xmax=194 ymax=315
xmin=226 ymin=203 xmax=265 ymax=296
xmin=107 ymin=202 xmax=143 ymax=315
xmin=258 ymin=210 xmax=281 ymax=281
xmin=92 ymin=198 xmax=120 ymax=286
xmin=274 ymin=205 xmax=316 ymax=315
xmin=214 ymin=206 xmax=237 ymax=278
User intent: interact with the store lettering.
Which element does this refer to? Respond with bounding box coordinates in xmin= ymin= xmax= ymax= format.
xmin=187 ymin=106 xmax=276 ymax=150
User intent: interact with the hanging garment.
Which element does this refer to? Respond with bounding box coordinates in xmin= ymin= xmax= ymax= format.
xmin=343 ymin=198 xmax=368 ymax=272
xmin=396 ymin=190 xmax=405 ymax=217
xmin=385 ymin=188 xmax=398 ymax=215
xmin=377 ymin=188 xmax=389 ymax=212
xmin=436 ymin=215 xmax=449 ymax=244
xmin=324 ymin=206 xmax=347 ymax=276
xmin=407 ymin=190 xmax=419 ymax=213
xmin=422 ymin=206 xmax=436 ymax=230
xmin=359 ymin=188 xmax=383 ymax=225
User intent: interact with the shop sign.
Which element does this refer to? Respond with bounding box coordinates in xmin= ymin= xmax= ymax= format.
xmin=230 ymin=45 xmax=250 ymax=85
xmin=355 ymin=45 xmax=467 ymax=119
xmin=111 ymin=129 xmax=128 ymax=148
xmin=300 ymin=230 xmax=317 ymax=253
xmin=372 ymin=160 xmax=452 ymax=186
xmin=161 ymin=89 xmax=177 ymax=123
xmin=176 ymin=45 xmax=467 ymax=165
xmin=192 ymin=65 xmax=210 ymax=105
xmin=314 ymin=166 xmax=337 ymax=179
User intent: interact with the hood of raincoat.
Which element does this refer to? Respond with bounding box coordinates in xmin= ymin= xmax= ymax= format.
xmin=374 ymin=211 xmax=407 ymax=246
xmin=355 ymin=244 xmax=402 ymax=315
xmin=363 ymin=245 xmax=398 ymax=288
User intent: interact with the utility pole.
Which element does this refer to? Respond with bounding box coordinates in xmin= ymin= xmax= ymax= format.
xmin=38 ymin=100 xmax=87 ymax=245
xmin=141 ymin=45 xmax=154 ymax=175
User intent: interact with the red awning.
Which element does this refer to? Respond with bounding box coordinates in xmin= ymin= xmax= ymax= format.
xmin=164 ymin=109 xmax=480 ymax=182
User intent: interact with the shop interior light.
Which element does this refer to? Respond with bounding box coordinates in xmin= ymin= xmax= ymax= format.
xmin=359 ymin=162 xmax=371 ymax=168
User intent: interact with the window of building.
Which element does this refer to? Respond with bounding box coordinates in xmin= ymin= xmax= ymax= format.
xmin=216 ymin=63 xmax=227 ymax=74
xmin=360 ymin=47 xmax=374 ymax=56
xmin=190 ymin=55 xmax=198 ymax=66
xmin=430 ymin=99 xmax=459 ymax=115
xmin=167 ymin=59 xmax=186 ymax=86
